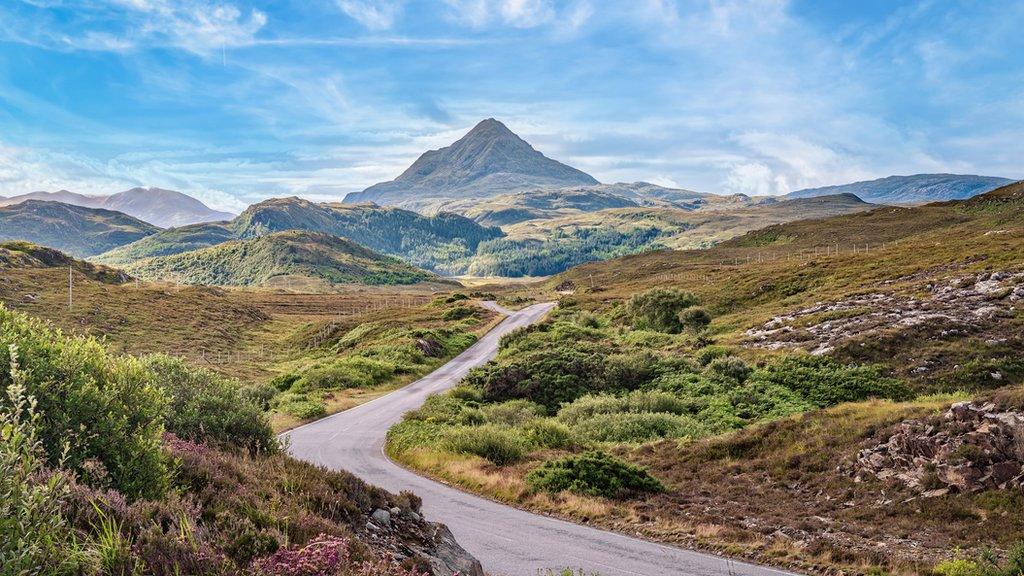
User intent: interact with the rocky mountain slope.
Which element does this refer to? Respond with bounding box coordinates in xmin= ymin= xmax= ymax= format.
xmin=0 ymin=200 xmax=159 ymax=257
xmin=94 ymin=197 xmax=501 ymax=273
xmin=0 ymin=186 xmax=234 ymax=227
xmin=120 ymin=230 xmax=439 ymax=288
xmin=785 ymin=173 xmax=1014 ymax=204
xmin=344 ymin=118 xmax=599 ymax=209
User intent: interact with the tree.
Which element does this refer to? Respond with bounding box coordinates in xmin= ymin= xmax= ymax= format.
xmin=679 ymin=307 xmax=712 ymax=333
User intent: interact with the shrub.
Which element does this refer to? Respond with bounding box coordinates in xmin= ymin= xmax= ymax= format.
xmin=408 ymin=394 xmax=482 ymax=425
xmin=0 ymin=305 xmax=168 ymax=499
xmin=281 ymin=399 xmax=327 ymax=420
xmin=526 ymin=451 xmax=663 ymax=498
xmin=143 ymin=355 xmax=277 ymax=453
xmin=571 ymin=412 xmax=708 ymax=443
xmin=269 ymin=372 xmax=300 ymax=391
xmin=240 ymin=382 xmax=280 ymax=411
xmin=480 ymin=399 xmax=546 ymax=426
xmin=0 ymin=376 xmax=94 ymax=575
xmin=933 ymin=559 xmax=983 ymax=576
xmin=295 ymin=357 xmax=396 ymax=392
xmin=442 ymin=305 xmax=476 ymax=321
xmin=468 ymin=346 xmax=610 ymax=411
xmin=557 ymin=391 xmax=693 ymax=425
xmin=679 ymin=307 xmax=712 ymax=332
xmin=705 ymin=356 xmax=753 ymax=384
xmin=443 ymin=425 xmax=526 ymax=465
xmin=695 ymin=345 xmax=731 ymax=367
xmin=523 ymin=419 xmax=576 ymax=450
xmin=625 ymin=288 xmax=698 ymax=333
xmin=751 ymin=356 xmax=913 ymax=407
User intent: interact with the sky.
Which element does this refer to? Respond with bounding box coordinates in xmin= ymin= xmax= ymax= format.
xmin=0 ymin=0 xmax=1021 ymax=212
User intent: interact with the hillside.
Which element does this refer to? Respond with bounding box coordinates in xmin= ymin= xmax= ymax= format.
xmin=785 ymin=173 xmax=1014 ymax=204
xmin=0 ymin=241 xmax=131 ymax=284
xmin=0 ymin=186 xmax=234 ymax=227
xmin=95 ymin=197 xmax=502 ymax=273
xmin=459 ymin=193 xmax=876 ymax=276
xmin=0 ymin=200 xmax=159 ymax=256
xmin=388 ymin=181 xmax=1024 ymax=575
xmin=345 ymin=118 xmax=599 ymax=210
xmin=121 ymin=230 xmax=439 ymax=288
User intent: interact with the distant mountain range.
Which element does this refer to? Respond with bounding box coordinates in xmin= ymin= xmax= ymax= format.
xmin=0 ymin=200 xmax=159 ymax=257
xmin=785 ymin=174 xmax=1014 ymax=204
xmin=344 ymin=118 xmax=599 ymax=210
xmin=121 ymin=230 xmax=437 ymax=288
xmin=0 ymin=187 xmax=234 ymax=227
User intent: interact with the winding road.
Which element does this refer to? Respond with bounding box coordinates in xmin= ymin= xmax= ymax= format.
xmin=284 ymin=302 xmax=793 ymax=576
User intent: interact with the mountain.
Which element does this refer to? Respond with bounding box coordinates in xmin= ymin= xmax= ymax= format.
xmin=345 ymin=118 xmax=599 ymax=210
xmin=0 ymin=200 xmax=159 ymax=257
xmin=121 ymin=230 xmax=437 ymax=288
xmin=784 ymin=174 xmax=1014 ymax=204
xmin=0 ymin=187 xmax=235 ymax=227
xmin=94 ymin=197 xmax=502 ymax=273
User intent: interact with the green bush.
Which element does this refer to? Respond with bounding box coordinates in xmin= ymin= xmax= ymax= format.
xmin=142 ymin=355 xmax=276 ymax=453
xmin=442 ymin=305 xmax=476 ymax=321
xmin=751 ymin=355 xmax=913 ymax=407
xmin=933 ymin=543 xmax=1024 ymax=576
xmin=481 ymin=399 xmax=546 ymax=426
xmin=409 ymin=394 xmax=483 ymax=425
xmin=269 ymin=372 xmax=300 ymax=391
xmin=557 ymin=391 xmax=693 ymax=425
xmin=679 ymin=307 xmax=712 ymax=332
xmin=523 ymin=419 xmax=576 ymax=450
xmin=443 ymin=425 xmax=526 ymax=465
xmin=281 ymin=399 xmax=327 ymax=420
xmin=695 ymin=345 xmax=731 ymax=366
xmin=294 ymin=356 xmax=396 ymax=392
xmin=468 ymin=345 xmax=611 ymax=411
xmin=526 ymin=451 xmax=663 ymax=498
xmin=626 ymin=288 xmax=698 ymax=333
xmin=0 ymin=379 xmax=95 ymax=575
xmin=705 ymin=355 xmax=753 ymax=383
xmin=0 ymin=305 xmax=168 ymax=499
xmin=571 ymin=412 xmax=708 ymax=443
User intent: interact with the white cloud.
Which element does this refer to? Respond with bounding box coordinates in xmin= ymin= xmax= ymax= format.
xmin=442 ymin=0 xmax=559 ymax=28
xmin=337 ymin=0 xmax=402 ymax=30
xmin=500 ymin=0 xmax=554 ymax=27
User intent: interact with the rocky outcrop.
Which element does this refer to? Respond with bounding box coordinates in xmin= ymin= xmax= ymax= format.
xmin=363 ymin=503 xmax=484 ymax=576
xmin=745 ymin=270 xmax=1024 ymax=355
xmin=848 ymin=401 xmax=1024 ymax=496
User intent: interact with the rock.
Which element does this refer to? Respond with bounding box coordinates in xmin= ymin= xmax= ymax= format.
xmin=420 ymin=524 xmax=485 ymax=576
xmin=390 ymin=506 xmax=402 ymax=516
xmin=921 ymin=488 xmax=950 ymax=498
xmin=416 ymin=338 xmax=444 ymax=358
xmin=371 ymin=508 xmax=392 ymax=526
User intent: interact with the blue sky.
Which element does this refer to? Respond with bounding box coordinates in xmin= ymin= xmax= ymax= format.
xmin=0 ymin=0 xmax=1021 ymax=212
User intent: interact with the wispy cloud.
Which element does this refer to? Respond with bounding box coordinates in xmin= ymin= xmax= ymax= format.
xmin=336 ymin=0 xmax=403 ymax=30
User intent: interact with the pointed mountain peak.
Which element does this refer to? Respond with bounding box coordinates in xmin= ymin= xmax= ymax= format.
xmin=464 ymin=117 xmax=517 ymax=139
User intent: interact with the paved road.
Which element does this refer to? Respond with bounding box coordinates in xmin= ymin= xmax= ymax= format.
xmin=284 ymin=302 xmax=793 ymax=576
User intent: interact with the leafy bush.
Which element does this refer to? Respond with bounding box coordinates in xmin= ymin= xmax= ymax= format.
xmin=480 ymin=399 xmax=546 ymax=426
xmin=0 ymin=305 xmax=167 ymax=499
xmin=0 ymin=377 xmax=94 ymax=575
xmin=269 ymin=372 xmax=300 ymax=391
xmin=295 ymin=356 xmax=397 ymax=392
xmin=678 ymin=307 xmax=712 ymax=332
xmin=933 ymin=543 xmax=1024 ymax=576
xmin=523 ymin=419 xmax=576 ymax=450
xmin=705 ymin=356 xmax=753 ymax=384
xmin=443 ymin=425 xmax=526 ymax=465
xmin=442 ymin=305 xmax=476 ymax=321
xmin=571 ymin=412 xmax=708 ymax=443
xmin=280 ymin=397 xmax=327 ymax=420
xmin=408 ymin=394 xmax=483 ymax=425
xmin=751 ymin=355 xmax=913 ymax=407
xmin=695 ymin=345 xmax=731 ymax=366
xmin=526 ymin=451 xmax=663 ymax=498
xmin=142 ymin=355 xmax=276 ymax=453
xmin=625 ymin=288 xmax=698 ymax=333
xmin=468 ymin=346 xmax=611 ymax=411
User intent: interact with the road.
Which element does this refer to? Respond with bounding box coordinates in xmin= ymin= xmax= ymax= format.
xmin=284 ymin=302 xmax=793 ymax=576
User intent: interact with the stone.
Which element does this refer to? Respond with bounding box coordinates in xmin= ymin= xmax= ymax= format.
xmin=371 ymin=508 xmax=392 ymax=526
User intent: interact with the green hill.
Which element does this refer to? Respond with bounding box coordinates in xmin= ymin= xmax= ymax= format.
xmin=122 ymin=230 xmax=439 ymax=287
xmin=0 ymin=241 xmax=131 ymax=284
xmin=0 ymin=200 xmax=159 ymax=257
xmin=95 ymin=197 xmax=502 ymax=273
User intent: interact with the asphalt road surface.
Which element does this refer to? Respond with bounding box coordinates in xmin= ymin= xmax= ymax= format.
xmin=285 ymin=302 xmax=794 ymax=576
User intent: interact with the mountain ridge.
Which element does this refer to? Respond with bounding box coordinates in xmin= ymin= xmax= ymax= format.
xmin=784 ymin=173 xmax=1014 ymax=204
xmin=0 ymin=186 xmax=235 ymax=227
xmin=0 ymin=200 xmax=159 ymax=257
